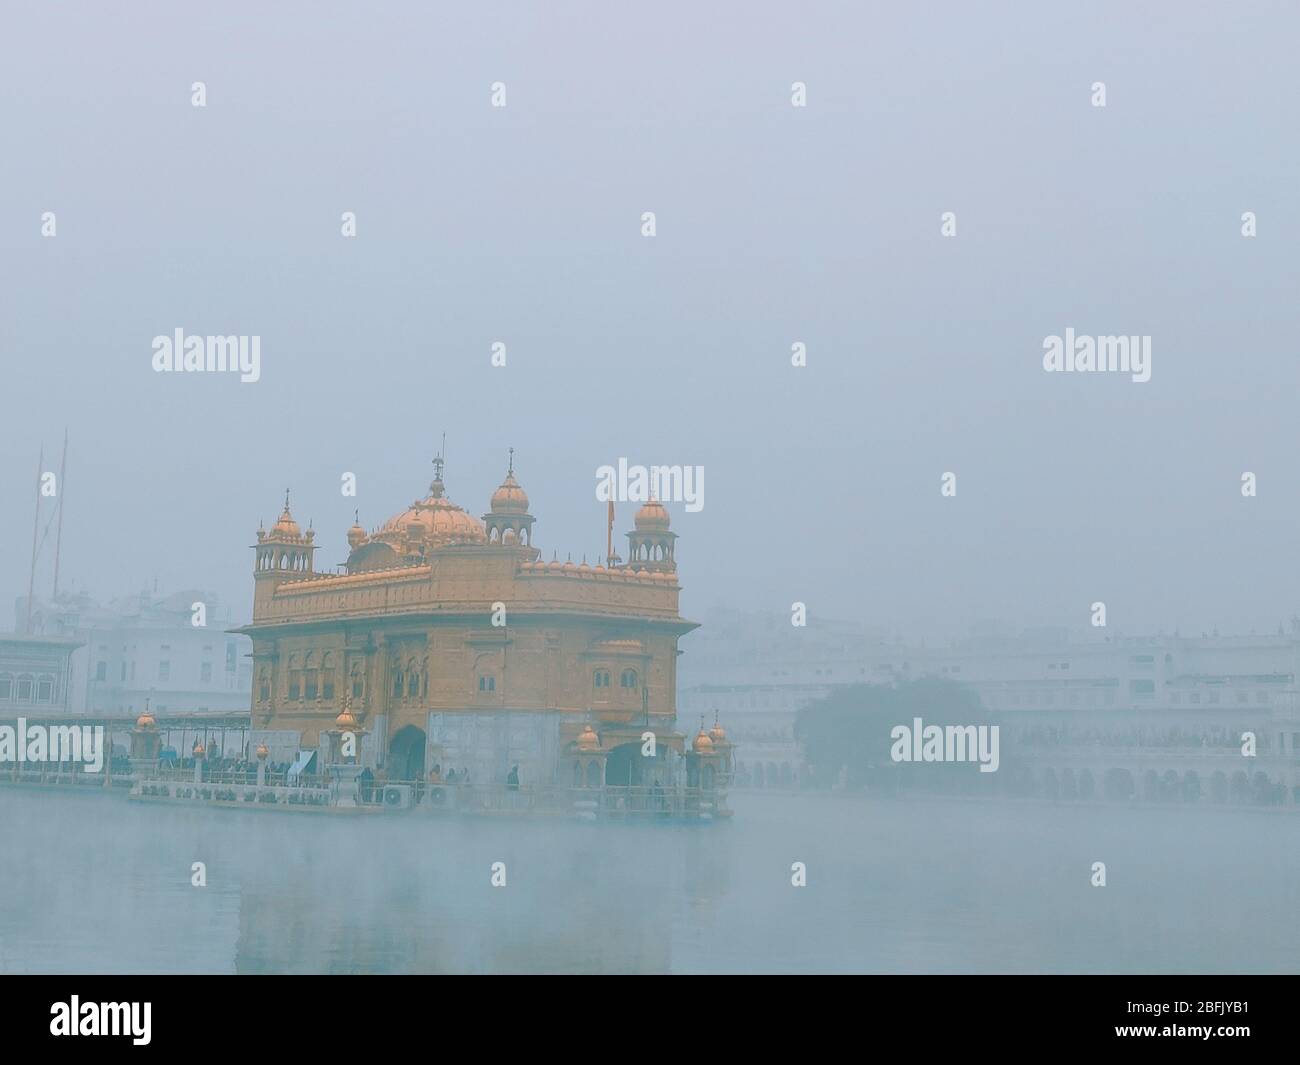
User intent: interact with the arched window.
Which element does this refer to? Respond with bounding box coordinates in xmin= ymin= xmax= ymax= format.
xmin=16 ymin=675 xmax=33 ymax=702
xmin=320 ymin=652 xmax=335 ymax=701
xmin=258 ymin=668 xmax=270 ymax=703
xmin=478 ymin=675 xmax=496 ymax=693
xmin=620 ymin=669 xmax=638 ymax=689
xmin=392 ymin=665 xmax=404 ymax=697
xmin=0 ymin=674 xmax=12 ymax=700
xmin=286 ymin=654 xmax=300 ymax=699
xmin=303 ymin=651 xmax=318 ymax=700
xmin=37 ymin=675 xmax=55 ymax=703
xmin=350 ymin=663 xmax=364 ymax=700
xmin=593 ymin=670 xmax=611 ymax=689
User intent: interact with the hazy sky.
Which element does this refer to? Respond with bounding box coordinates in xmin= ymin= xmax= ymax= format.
xmin=3 ymin=2 xmax=1299 ymax=640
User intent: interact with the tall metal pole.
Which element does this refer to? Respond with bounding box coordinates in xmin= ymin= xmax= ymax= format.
xmin=25 ymin=446 xmax=44 ymax=633
xmin=52 ymin=428 xmax=68 ymax=599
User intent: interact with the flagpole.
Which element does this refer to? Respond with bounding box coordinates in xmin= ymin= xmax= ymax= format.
xmin=52 ymin=428 xmax=68 ymax=599
xmin=606 ymin=500 xmax=614 ymax=566
xmin=25 ymin=446 xmax=44 ymax=633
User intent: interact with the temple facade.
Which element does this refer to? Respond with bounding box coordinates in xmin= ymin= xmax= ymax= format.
xmin=234 ymin=454 xmax=729 ymax=794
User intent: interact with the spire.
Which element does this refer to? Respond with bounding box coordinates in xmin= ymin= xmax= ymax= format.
xmin=430 ymin=435 xmax=447 ymax=498
xmin=431 ymin=432 xmax=447 ymax=487
xmin=508 ymin=446 xmax=515 ymax=475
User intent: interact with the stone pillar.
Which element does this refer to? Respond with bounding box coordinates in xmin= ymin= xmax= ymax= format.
xmin=324 ymin=703 xmax=367 ymax=807
xmin=128 ymin=709 xmax=162 ymax=778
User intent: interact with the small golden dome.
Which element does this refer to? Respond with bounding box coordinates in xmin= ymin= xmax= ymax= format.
xmin=135 ymin=710 xmax=156 ymax=730
xmin=192 ymin=741 xmax=205 ymax=757
xmin=576 ymin=724 xmax=600 ymax=752
xmin=335 ymin=707 xmax=360 ymax=730
xmin=255 ymin=742 xmax=270 ymax=759
xmin=270 ymin=491 xmax=301 ymax=538
xmin=635 ymin=498 xmax=670 ymax=531
xmin=347 ymin=512 xmax=367 ymax=549
xmin=708 ymin=721 xmax=727 ymax=744
xmin=490 ymin=470 xmax=530 ymax=515
xmin=692 ymin=729 xmax=713 ymax=753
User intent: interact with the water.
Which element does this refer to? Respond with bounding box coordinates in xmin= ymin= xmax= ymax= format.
xmin=1 ymin=788 xmax=1295 ymax=973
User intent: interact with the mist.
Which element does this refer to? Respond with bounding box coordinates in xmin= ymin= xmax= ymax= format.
xmin=2 ymin=3 xmax=1299 ymax=639
xmin=1 ymin=2 xmax=1298 ymax=983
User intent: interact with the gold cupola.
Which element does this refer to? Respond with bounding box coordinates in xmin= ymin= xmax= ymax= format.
xmin=577 ymin=724 xmax=600 ymax=752
xmin=626 ymin=496 xmax=676 ymax=574
xmin=253 ymin=489 xmax=317 ymax=576
xmin=483 ymin=448 xmax=537 ymax=552
xmin=347 ymin=510 xmax=368 ymax=550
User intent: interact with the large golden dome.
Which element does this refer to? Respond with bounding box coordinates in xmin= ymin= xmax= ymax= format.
xmin=374 ymin=477 xmax=487 ymax=548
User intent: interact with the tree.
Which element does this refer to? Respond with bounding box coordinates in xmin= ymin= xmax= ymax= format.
xmin=794 ymin=678 xmax=997 ymax=792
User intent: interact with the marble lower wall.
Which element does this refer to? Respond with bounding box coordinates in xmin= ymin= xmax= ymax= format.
xmin=425 ymin=710 xmax=565 ymax=788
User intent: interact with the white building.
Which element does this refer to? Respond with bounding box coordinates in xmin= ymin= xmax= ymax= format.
xmin=679 ymin=609 xmax=1300 ymax=798
xmin=16 ymin=588 xmax=252 ymax=717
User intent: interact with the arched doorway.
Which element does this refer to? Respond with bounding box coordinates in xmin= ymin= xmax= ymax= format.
xmin=1042 ymin=767 xmax=1060 ymax=799
xmin=1210 ymin=771 xmax=1228 ymax=802
xmin=1104 ymin=767 xmax=1134 ymax=800
xmin=1061 ymin=768 xmax=1078 ymax=799
xmin=389 ymin=724 xmax=426 ymax=781
xmin=605 ymin=741 xmax=670 ymax=789
xmin=1077 ymin=769 xmax=1096 ymax=799
xmin=1143 ymin=769 xmax=1161 ymax=801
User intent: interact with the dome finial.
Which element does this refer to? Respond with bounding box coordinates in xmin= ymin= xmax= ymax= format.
xmin=430 ymin=433 xmax=447 ymax=497
xmin=508 ymin=446 xmax=515 ymax=475
xmin=432 ymin=432 xmax=447 ymax=479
